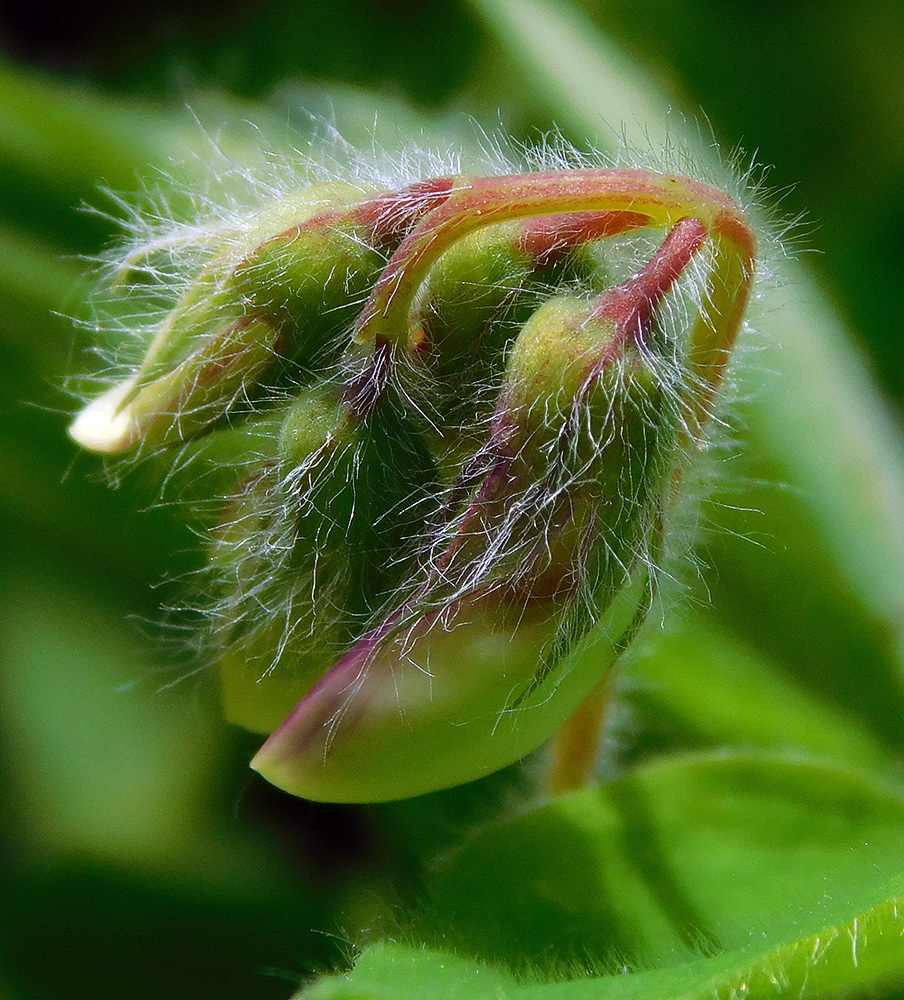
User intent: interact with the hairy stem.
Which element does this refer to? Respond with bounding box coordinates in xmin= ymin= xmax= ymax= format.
xmin=356 ymin=168 xmax=755 ymax=441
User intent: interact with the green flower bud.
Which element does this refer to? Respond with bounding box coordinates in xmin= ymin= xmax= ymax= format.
xmin=211 ymin=389 xmax=351 ymax=733
xmin=226 ymin=184 xmax=387 ymax=371
xmin=220 ymin=177 xmax=458 ymax=375
xmin=251 ymin=218 xmax=709 ymax=802
xmin=214 ymin=382 xmax=441 ymax=735
xmin=411 ymin=211 xmax=646 ymax=424
xmin=69 ymin=161 xmax=756 ymax=804
xmin=71 ymin=325 xmax=280 ymax=454
xmin=70 ymin=178 xmax=455 ymax=453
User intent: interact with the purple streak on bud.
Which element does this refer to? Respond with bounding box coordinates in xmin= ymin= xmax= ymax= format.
xmin=592 ymin=216 xmax=708 ymax=342
xmin=352 ymin=169 xmax=746 ymax=350
xmin=517 ymin=210 xmax=651 ymax=267
xmin=355 ymin=176 xmax=457 ymax=247
xmin=250 ymin=599 xmax=413 ymax=762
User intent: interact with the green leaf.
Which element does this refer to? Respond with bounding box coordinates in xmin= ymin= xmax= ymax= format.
xmin=466 ymin=0 xmax=672 ymax=149
xmin=298 ymin=943 xmax=518 ymax=1000
xmin=620 ymin=614 xmax=894 ymax=774
xmin=300 ymin=753 xmax=904 ymax=998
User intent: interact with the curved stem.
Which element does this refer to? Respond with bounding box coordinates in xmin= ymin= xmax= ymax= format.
xmin=683 ymin=215 xmax=757 ymax=440
xmin=355 ymin=168 xmax=755 ymax=443
xmin=545 ymin=675 xmax=612 ymax=795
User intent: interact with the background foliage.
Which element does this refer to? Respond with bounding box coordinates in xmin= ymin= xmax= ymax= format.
xmin=1 ymin=1 xmax=904 ymax=997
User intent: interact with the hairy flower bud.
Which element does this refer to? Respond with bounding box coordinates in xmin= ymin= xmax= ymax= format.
xmin=251 ymin=218 xmax=707 ymax=801
xmin=69 ymin=157 xmax=755 ymax=803
xmin=211 ymin=388 xmax=353 ymax=733
xmin=70 ymin=178 xmax=454 ymax=452
xmin=411 ymin=211 xmax=643 ymax=421
xmin=214 ymin=383 xmax=441 ymax=735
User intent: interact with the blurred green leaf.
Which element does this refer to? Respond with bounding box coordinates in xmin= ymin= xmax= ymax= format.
xmin=619 ymin=614 xmax=895 ymax=774
xmin=303 ymin=754 xmax=904 ymax=997
xmin=0 ymin=563 xmax=223 ymax=862
xmin=0 ymin=60 xmax=178 ymax=194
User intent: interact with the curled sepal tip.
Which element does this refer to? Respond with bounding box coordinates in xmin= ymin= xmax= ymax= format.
xmin=251 ymin=559 xmax=653 ymax=803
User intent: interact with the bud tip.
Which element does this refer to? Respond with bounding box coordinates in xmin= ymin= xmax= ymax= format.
xmin=68 ymin=379 xmax=140 ymax=454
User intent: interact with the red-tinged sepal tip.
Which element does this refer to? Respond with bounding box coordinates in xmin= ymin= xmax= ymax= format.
xmin=250 ymin=555 xmax=653 ymax=803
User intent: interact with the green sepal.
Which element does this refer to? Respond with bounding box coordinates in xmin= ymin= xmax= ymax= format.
xmin=413 ymin=221 xmax=603 ymax=424
xmin=214 ymin=383 xmax=440 ymax=734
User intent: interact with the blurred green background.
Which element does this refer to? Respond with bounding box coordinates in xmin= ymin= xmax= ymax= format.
xmin=1 ymin=1 xmax=904 ymax=998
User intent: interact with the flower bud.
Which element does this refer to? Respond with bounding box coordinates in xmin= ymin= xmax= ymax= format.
xmin=211 ymin=389 xmax=352 ymax=733
xmin=70 ymin=178 xmax=454 ymax=453
xmin=69 ymin=161 xmax=755 ymax=804
xmin=250 ymin=219 xmax=706 ymax=802
xmin=219 ymin=177 xmax=457 ymax=375
xmin=213 ymin=383 xmax=441 ymax=735
xmin=69 ymin=316 xmax=280 ymax=454
xmin=411 ymin=211 xmax=647 ymax=423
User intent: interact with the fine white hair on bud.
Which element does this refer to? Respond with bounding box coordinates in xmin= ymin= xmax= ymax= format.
xmin=69 ymin=120 xmax=765 ymax=803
